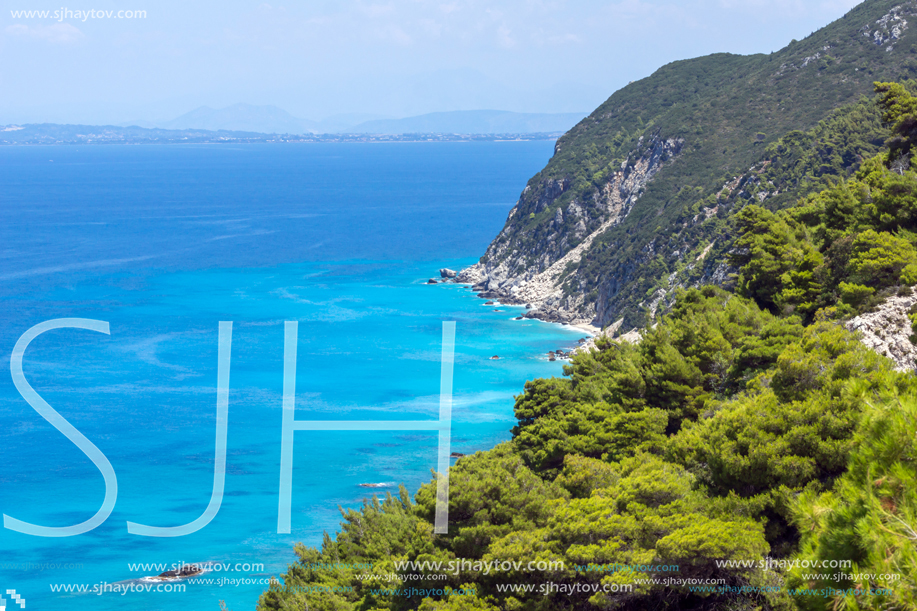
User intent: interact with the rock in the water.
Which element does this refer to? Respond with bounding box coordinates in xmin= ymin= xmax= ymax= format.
xmin=490 ymin=355 xmax=500 ymax=360
xmin=450 ymin=452 xmax=465 ymax=458
xmin=484 ymin=301 xmax=495 ymax=305
xmin=427 ymin=278 xmax=438 ymax=284
xmin=157 ymin=564 xmax=204 ymax=579
xmin=514 ymin=316 xmax=524 ymax=320
xmin=440 ymin=268 xmax=457 ymax=279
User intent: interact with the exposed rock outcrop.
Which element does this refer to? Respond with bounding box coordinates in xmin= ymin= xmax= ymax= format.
xmin=860 ymin=3 xmax=914 ymax=50
xmin=846 ymin=292 xmax=917 ymax=372
xmin=572 ymin=318 xmax=641 ymax=355
xmin=151 ymin=564 xmax=205 ymax=580
xmin=458 ymin=134 xmax=684 ymax=325
xmin=454 ymin=0 xmax=917 ymax=334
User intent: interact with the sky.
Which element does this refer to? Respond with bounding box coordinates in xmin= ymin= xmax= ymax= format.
xmin=0 ymin=0 xmax=864 ymax=125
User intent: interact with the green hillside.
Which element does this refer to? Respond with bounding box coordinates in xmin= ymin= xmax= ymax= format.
xmin=257 ymin=81 xmax=917 ymax=611
xmin=257 ymin=3 xmax=917 ymax=610
xmin=475 ymin=0 xmax=917 ymax=330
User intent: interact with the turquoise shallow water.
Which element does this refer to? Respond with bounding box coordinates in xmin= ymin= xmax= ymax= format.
xmin=0 ymin=142 xmax=584 ymax=610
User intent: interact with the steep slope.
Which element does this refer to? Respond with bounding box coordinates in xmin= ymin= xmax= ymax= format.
xmin=462 ymin=0 xmax=917 ymax=331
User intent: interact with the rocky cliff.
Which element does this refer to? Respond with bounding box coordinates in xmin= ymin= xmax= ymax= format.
xmin=460 ymin=0 xmax=917 ymax=333
xmin=459 ymin=134 xmax=683 ymax=326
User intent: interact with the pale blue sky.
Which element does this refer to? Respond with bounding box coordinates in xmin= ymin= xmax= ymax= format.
xmin=1 ymin=0 xmax=862 ymax=124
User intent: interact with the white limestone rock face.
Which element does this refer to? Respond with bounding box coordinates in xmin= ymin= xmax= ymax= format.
xmin=846 ymin=292 xmax=917 ymax=372
xmin=861 ymin=3 xmax=915 ymax=49
xmin=455 ymin=263 xmax=485 ymax=285
xmin=459 ymin=134 xmax=684 ymax=326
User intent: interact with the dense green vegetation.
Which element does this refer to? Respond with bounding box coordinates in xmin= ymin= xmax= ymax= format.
xmin=787 ymin=393 xmax=917 ymax=611
xmin=260 ymin=255 xmax=917 ymax=609
xmin=731 ymin=81 xmax=917 ymax=322
xmin=259 ymin=80 xmax=917 ymax=611
xmin=481 ymin=0 xmax=917 ymax=331
xmin=259 ymin=284 xmax=916 ymax=610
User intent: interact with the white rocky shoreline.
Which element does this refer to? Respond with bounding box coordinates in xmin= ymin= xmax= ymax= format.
xmin=432 ymin=269 xmax=917 ymax=372
xmin=429 ymin=268 xmax=917 ymax=373
xmin=429 ymin=267 xmax=595 ymax=360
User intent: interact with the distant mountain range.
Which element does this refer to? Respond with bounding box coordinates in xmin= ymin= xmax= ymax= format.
xmin=121 ymin=104 xmax=587 ymax=135
xmin=124 ymin=104 xmax=387 ymax=135
xmin=0 ymin=123 xmax=567 ymax=145
xmin=348 ymin=110 xmax=587 ymax=134
xmin=133 ymin=103 xmax=316 ymax=133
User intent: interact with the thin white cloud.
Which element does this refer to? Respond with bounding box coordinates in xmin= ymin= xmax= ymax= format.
xmin=4 ymin=23 xmax=85 ymax=44
xmin=496 ymin=24 xmax=515 ymax=48
xmin=361 ymin=2 xmax=396 ymax=18
xmin=378 ymin=24 xmax=413 ymax=45
xmin=418 ymin=18 xmax=443 ymax=37
xmin=545 ymin=32 xmax=581 ymax=45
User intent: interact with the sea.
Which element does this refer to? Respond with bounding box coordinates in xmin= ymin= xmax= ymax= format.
xmin=0 ymin=141 xmax=585 ymax=610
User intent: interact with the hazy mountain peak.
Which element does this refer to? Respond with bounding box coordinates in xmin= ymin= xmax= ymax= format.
xmin=347 ymin=110 xmax=588 ymax=134
xmin=124 ymin=107 xmax=588 ymax=135
xmin=158 ymin=104 xmax=316 ymax=134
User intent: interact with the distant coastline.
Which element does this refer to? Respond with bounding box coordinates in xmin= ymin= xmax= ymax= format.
xmin=0 ymin=123 xmax=564 ymax=146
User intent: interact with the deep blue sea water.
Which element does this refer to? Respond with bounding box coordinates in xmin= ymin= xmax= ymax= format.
xmin=0 ymin=142 xmax=585 ymax=610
